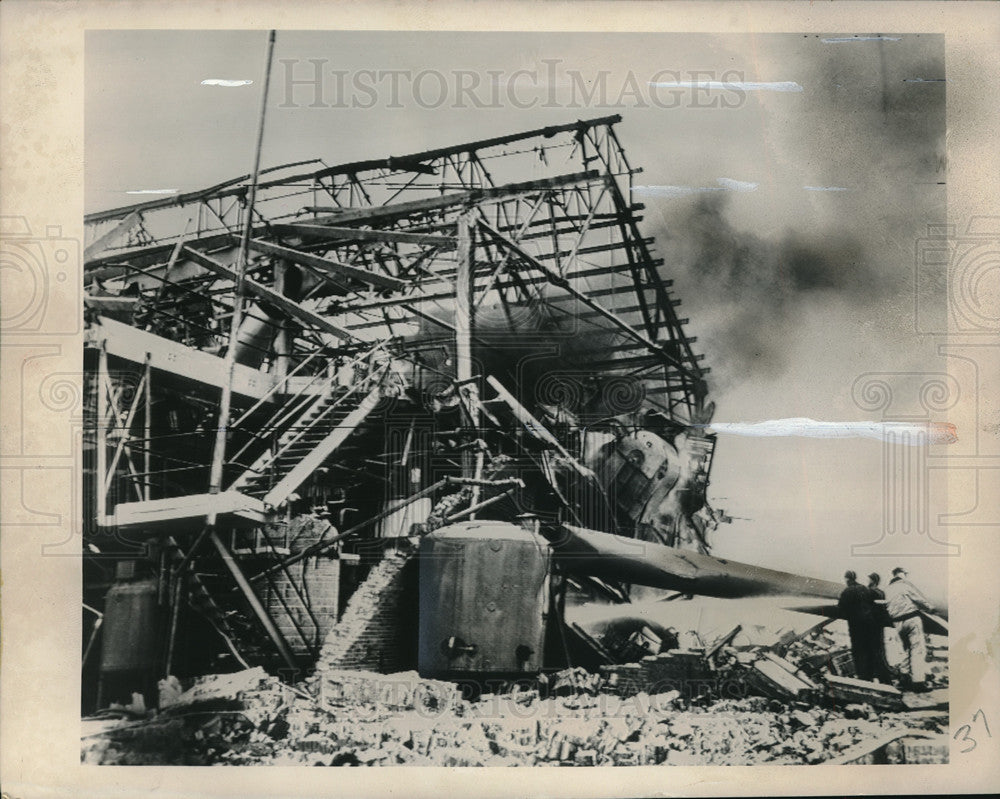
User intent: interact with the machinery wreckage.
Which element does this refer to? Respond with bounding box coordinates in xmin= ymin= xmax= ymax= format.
xmin=82 ymin=114 xmax=948 ymax=764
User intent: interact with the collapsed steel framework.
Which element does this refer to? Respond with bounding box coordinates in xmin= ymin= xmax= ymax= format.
xmin=82 ymin=115 xmax=718 ymax=697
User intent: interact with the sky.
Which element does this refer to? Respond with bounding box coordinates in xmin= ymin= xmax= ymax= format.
xmin=85 ymin=30 xmax=949 ymax=602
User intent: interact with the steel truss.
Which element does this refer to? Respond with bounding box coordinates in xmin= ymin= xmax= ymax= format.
xmin=83 ymin=115 xmax=714 ymax=673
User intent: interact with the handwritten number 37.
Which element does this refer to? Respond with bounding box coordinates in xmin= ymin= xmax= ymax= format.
xmin=955 ymin=709 xmax=991 ymax=754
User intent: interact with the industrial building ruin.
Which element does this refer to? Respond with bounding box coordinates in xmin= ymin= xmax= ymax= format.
xmin=81 ymin=113 xmax=948 ymax=765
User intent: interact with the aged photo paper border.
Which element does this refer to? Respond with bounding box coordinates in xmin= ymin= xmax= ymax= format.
xmin=2 ymin=1 xmax=999 ymax=796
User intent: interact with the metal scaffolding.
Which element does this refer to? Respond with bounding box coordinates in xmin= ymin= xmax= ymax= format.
xmin=83 ymin=114 xmax=717 ymax=677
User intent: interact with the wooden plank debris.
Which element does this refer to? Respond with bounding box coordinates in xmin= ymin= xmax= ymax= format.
xmin=825 ymin=674 xmax=904 ymax=711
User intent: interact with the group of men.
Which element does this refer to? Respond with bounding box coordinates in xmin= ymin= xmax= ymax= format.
xmin=838 ymin=566 xmax=936 ymax=692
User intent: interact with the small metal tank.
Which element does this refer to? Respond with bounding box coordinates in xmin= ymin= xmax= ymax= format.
xmin=98 ymin=574 xmax=161 ymax=706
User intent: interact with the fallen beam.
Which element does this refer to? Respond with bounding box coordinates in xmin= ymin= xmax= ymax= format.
xmin=486 ymin=375 xmax=592 ymax=477
xmin=545 ymin=523 xmax=845 ymax=600
xmin=747 ymin=654 xmax=818 ymax=700
xmin=825 ymin=674 xmax=904 ymax=711
xmin=210 ymin=530 xmax=297 ymax=671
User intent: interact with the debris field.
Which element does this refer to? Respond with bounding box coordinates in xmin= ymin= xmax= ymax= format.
xmin=83 ymin=640 xmax=948 ymax=767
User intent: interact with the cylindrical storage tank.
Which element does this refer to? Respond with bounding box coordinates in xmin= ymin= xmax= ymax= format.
xmin=418 ymin=521 xmax=550 ymax=679
xmin=98 ymin=577 xmax=161 ymax=706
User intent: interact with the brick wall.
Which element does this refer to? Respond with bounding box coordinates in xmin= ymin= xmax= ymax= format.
xmin=314 ymin=547 xmax=419 ymax=674
xmin=262 ymin=558 xmax=341 ymax=656
xmin=251 ymin=518 xmax=346 ymax=657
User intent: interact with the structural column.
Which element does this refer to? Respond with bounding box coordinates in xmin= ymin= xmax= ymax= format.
xmin=454 ymin=212 xmax=483 ymax=504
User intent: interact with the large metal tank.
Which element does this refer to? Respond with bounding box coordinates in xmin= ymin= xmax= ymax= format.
xmin=418 ymin=521 xmax=550 ymax=679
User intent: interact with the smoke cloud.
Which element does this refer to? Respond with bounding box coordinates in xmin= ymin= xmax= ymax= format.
xmin=662 ymin=193 xmax=897 ymax=382
xmin=414 ymin=301 xmax=633 ymax=417
xmin=657 ymin=38 xmax=945 ymax=390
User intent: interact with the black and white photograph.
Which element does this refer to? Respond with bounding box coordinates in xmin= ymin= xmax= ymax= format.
xmin=77 ymin=26 xmax=955 ymax=767
xmin=2 ymin=2 xmax=999 ymax=796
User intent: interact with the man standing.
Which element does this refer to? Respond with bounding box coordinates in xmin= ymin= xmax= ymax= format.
xmin=838 ymin=570 xmax=877 ymax=681
xmin=866 ymin=573 xmax=895 ymax=684
xmin=884 ymin=566 xmax=933 ymax=691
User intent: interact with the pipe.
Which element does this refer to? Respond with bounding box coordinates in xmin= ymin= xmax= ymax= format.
xmin=207 ymin=29 xmax=277 ymax=508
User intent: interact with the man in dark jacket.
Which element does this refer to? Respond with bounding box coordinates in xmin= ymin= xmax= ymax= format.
xmin=838 ymin=570 xmax=878 ymax=680
xmin=866 ymin=572 xmax=895 ymax=684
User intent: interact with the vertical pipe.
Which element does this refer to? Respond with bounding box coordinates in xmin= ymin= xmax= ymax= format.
xmin=469 ymin=449 xmax=485 ymax=519
xmin=273 ymin=260 xmax=290 ymax=384
xmin=208 ymin=29 xmax=277 ymax=508
xmin=164 ymin=568 xmax=183 ymax=678
xmin=455 ymin=212 xmax=473 ymax=400
xmin=96 ymin=345 xmax=108 ymax=520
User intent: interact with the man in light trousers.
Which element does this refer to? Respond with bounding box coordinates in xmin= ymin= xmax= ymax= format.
xmin=883 ymin=566 xmax=934 ymax=691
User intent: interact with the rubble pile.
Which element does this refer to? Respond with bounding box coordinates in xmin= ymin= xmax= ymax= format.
xmin=81 ymin=667 xmax=288 ymax=766
xmin=312 ymin=669 xmax=463 ymax=714
xmin=81 ymin=606 xmax=949 ymax=767
xmin=82 ymin=660 xmax=948 ymax=766
xmin=600 ymin=645 xmax=824 ymax=706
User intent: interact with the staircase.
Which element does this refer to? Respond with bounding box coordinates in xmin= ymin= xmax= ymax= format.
xmin=231 ymin=388 xmax=342 ymax=496
xmin=229 ymin=369 xmax=385 ymax=508
xmin=200 ymin=367 xmax=386 ymax=666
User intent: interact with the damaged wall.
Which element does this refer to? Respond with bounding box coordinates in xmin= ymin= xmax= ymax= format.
xmin=314 ymin=548 xmax=418 ymax=674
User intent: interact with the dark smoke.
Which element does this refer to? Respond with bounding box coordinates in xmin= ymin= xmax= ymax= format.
xmin=413 ymin=301 xmax=631 ymax=416
xmin=656 ymin=36 xmax=945 ymax=389
xmin=664 ymin=193 xmax=897 ymax=381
